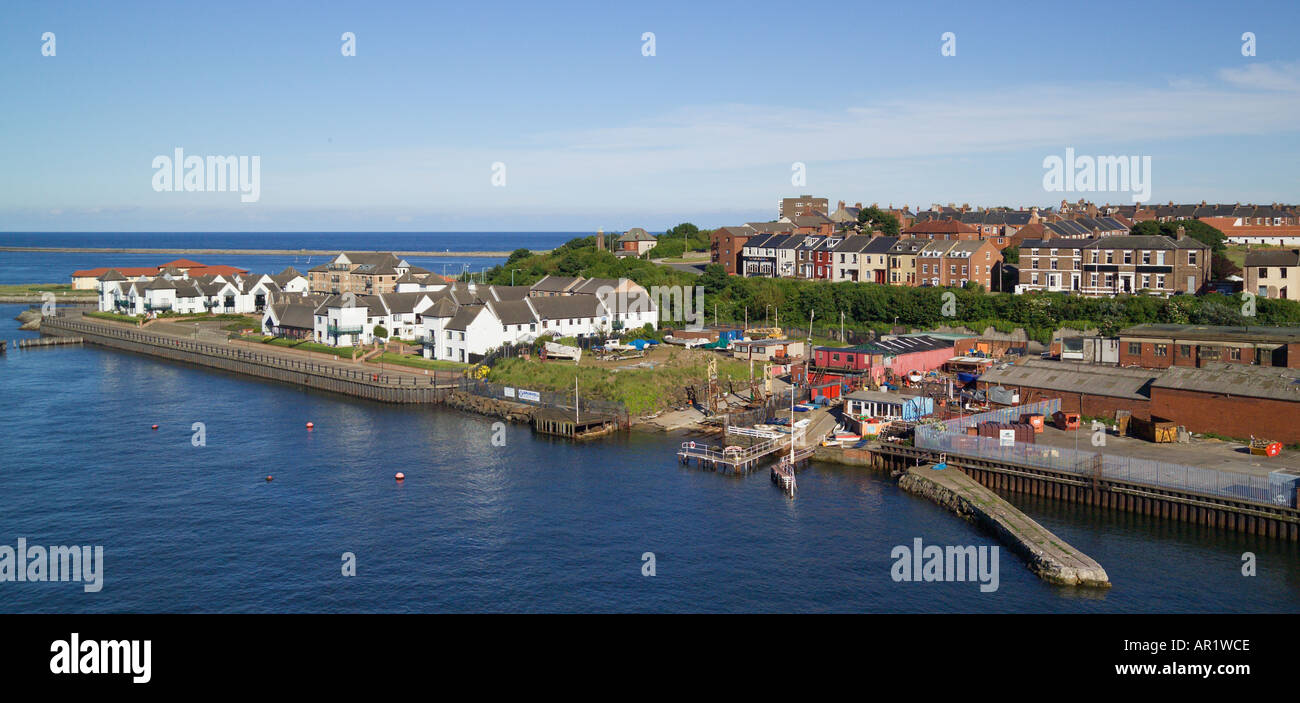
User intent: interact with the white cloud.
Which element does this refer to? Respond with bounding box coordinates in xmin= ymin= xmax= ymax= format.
xmin=1218 ymin=61 xmax=1300 ymax=92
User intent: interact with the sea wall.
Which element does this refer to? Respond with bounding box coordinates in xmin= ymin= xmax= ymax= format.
xmin=443 ymin=391 xmax=534 ymax=424
xmin=899 ymin=464 xmax=1111 ymax=588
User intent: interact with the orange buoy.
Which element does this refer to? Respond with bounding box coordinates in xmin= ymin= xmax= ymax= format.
xmin=266 ymin=475 xmax=273 ymax=482
xmin=395 ymin=472 xmax=405 ymax=481
xmin=151 ymin=424 xmax=159 ymax=430
xmin=306 ymin=422 xmax=314 ymax=430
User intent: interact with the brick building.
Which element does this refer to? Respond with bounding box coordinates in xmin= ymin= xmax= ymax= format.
xmin=1244 ymin=248 xmax=1300 ymax=300
xmin=779 ymin=194 xmax=829 ymax=219
xmin=710 ymin=226 xmax=754 ymax=276
xmin=1017 ymin=232 xmax=1210 ymax=296
xmin=307 ymin=252 xmax=420 ymax=295
xmin=1117 ymin=324 xmax=1300 ymax=369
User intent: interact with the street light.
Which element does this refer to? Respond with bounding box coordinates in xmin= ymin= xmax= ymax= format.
xmin=511 ymin=268 xmax=521 ymax=286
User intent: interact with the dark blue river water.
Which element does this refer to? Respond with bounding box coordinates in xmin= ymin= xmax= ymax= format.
xmin=3 ymin=306 xmax=1299 ymax=612
xmin=0 ymin=232 xmax=583 ymax=284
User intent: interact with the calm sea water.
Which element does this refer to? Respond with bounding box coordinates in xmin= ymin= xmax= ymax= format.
xmin=0 ymin=232 xmax=583 ymax=284
xmin=1 ymin=304 xmax=1298 ymax=613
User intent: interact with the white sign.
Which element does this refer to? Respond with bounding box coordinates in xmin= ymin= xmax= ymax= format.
xmin=503 ymin=387 xmax=516 ymax=398
xmin=999 ymin=429 xmax=1016 ymax=447
xmin=518 ymin=389 xmax=541 ymax=403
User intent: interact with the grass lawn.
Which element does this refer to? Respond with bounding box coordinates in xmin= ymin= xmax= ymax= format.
xmin=0 ymin=283 xmax=96 ymax=297
xmin=370 ymin=352 xmax=468 ymax=371
xmin=488 ymin=347 xmax=761 ymax=414
xmin=84 ymin=311 xmax=141 ymax=323
xmin=266 ymin=338 xmax=357 ymax=357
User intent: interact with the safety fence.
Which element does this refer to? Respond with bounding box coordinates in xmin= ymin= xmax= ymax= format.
xmin=456 ymin=379 xmax=628 ymax=420
xmin=915 ymin=399 xmax=1293 ymax=507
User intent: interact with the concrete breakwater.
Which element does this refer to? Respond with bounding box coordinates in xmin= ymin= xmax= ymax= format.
xmin=899 ymin=464 xmax=1111 ymax=588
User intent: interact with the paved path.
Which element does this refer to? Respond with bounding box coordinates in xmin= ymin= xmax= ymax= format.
xmin=66 ymin=311 xmax=459 ymax=386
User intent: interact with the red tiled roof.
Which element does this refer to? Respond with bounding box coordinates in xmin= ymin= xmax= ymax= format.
xmin=72 ymin=266 xmax=161 ymax=278
xmin=71 ymin=261 xmax=249 ymax=279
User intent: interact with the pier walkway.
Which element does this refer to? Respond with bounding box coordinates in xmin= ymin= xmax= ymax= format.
xmin=899 ymin=463 xmax=1110 ymax=587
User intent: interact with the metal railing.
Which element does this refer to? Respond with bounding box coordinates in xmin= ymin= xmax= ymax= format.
xmin=46 ymin=317 xmax=461 ymax=389
xmin=914 ymin=399 xmax=1293 ymax=507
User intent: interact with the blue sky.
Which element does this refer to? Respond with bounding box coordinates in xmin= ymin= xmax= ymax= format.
xmin=2 ymin=0 xmax=1299 ymax=232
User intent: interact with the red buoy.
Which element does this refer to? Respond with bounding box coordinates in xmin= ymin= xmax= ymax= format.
xmin=266 ymin=475 xmax=273 ymax=482
xmin=395 ymin=472 xmax=405 ymax=481
xmin=306 ymin=422 xmax=314 ymax=430
xmin=151 ymin=424 xmax=159 ymax=430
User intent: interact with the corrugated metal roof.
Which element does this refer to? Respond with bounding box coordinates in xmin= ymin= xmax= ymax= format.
xmin=977 ymin=359 xmax=1157 ymax=400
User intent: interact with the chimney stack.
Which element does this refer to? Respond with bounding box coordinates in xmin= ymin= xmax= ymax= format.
xmin=1176 ymin=225 xmax=1186 ymax=240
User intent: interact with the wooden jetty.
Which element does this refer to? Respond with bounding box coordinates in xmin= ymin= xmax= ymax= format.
xmin=677 ymin=426 xmax=804 ymax=473
xmin=770 ymin=445 xmax=815 ymax=497
xmin=17 ymin=336 xmax=83 ymax=349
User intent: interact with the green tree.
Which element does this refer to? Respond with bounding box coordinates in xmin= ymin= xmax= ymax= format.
xmin=857 ymin=206 xmax=901 ymax=236
xmin=699 ymin=263 xmax=729 ymax=295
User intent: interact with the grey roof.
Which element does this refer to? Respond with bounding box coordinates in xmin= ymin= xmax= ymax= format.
xmin=376 ymin=292 xmax=431 ymax=315
xmin=269 ymin=302 xmax=315 ymax=329
xmin=872 ymin=335 xmax=954 ymax=355
xmin=1118 ymin=324 xmax=1300 ymax=344
xmin=425 ymin=297 xmax=459 ymax=318
xmin=618 ymin=227 xmax=655 ymax=242
xmin=1152 ymin=364 xmax=1300 ymax=402
xmin=143 ymin=277 xmax=177 ymax=291
xmin=446 ymin=305 xmax=486 ymax=331
xmin=491 ymin=299 xmax=537 ymax=326
xmin=832 ymin=235 xmax=874 ymax=253
xmin=571 ymin=278 xmax=621 ymax=295
xmin=977 ymin=359 xmax=1158 ymax=400
xmin=530 ymin=275 xmax=583 ymax=293
xmin=1244 ymin=249 xmax=1300 ymax=267
xmin=1021 ymin=238 xmax=1091 ymax=250
xmin=745 ymin=221 xmax=796 ymax=234
xmin=864 ymin=236 xmax=900 ymax=253
xmin=98 ymin=269 xmax=126 ymax=282
xmin=845 ymin=390 xmax=922 ymax=404
xmin=529 ymin=295 xmax=604 ymax=320
xmin=1082 ymin=235 xmax=1208 ymax=251
xmin=888 ymin=238 xmax=928 ymax=254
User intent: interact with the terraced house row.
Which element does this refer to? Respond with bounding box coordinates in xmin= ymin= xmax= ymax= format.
xmin=1016 ymin=228 xmax=1211 ymax=296
xmin=262 ymin=275 xmax=659 ymax=363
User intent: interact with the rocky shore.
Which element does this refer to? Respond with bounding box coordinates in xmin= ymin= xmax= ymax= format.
xmin=15 ymin=309 xmax=42 ymax=331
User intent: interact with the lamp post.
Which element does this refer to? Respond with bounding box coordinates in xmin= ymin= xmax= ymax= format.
xmin=511 ymin=268 xmax=521 ymax=286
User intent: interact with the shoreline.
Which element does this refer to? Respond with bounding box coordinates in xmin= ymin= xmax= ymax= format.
xmin=0 ymin=246 xmax=543 ymax=257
